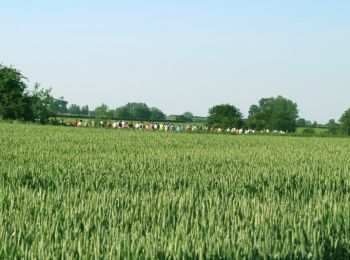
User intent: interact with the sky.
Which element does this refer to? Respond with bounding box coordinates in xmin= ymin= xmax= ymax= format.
xmin=1 ymin=0 xmax=350 ymax=123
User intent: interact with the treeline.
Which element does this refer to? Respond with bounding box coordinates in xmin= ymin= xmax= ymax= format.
xmin=0 ymin=65 xmax=199 ymax=123
xmin=0 ymin=65 xmax=61 ymax=123
xmin=207 ymin=96 xmax=299 ymax=132
xmin=0 ymin=65 xmax=172 ymax=123
xmin=61 ymin=103 xmax=167 ymax=121
xmin=1 ymin=64 xmax=350 ymax=134
xmin=59 ymin=103 xmax=197 ymax=122
xmin=206 ymin=98 xmax=350 ymax=134
xmin=206 ymin=100 xmax=350 ymax=135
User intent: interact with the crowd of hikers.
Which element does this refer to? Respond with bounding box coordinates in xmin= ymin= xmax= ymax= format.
xmin=54 ymin=118 xmax=287 ymax=135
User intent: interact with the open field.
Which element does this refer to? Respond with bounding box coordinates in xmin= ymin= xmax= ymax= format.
xmin=1 ymin=123 xmax=350 ymax=258
xmin=296 ymin=127 xmax=330 ymax=135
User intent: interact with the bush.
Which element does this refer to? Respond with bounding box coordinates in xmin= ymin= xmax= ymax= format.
xmin=301 ymin=128 xmax=316 ymax=135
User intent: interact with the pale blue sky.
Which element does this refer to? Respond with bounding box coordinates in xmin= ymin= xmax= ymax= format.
xmin=1 ymin=0 xmax=350 ymax=122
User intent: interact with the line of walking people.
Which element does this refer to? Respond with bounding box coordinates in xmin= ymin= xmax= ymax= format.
xmin=56 ymin=118 xmax=286 ymax=135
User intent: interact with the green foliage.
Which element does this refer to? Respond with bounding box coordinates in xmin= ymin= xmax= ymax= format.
xmin=207 ymin=104 xmax=243 ymax=128
xmin=166 ymin=115 xmax=177 ymax=121
xmin=0 ymin=65 xmax=68 ymax=123
xmin=297 ymin=118 xmax=312 ymax=127
xmin=127 ymin=103 xmax=151 ymax=119
xmin=94 ymin=103 xmax=110 ymax=118
xmin=114 ymin=105 xmax=131 ymax=118
xmin=301 ymin=128 xmax=316 ymax=135
xmin=81 ymin=105 xmax=89 ymax=116
xmin=150 ymin=107 xmax=166 ymax=120
xmin=247 ymin=96 xmax=299 ymax=132
xmin=326 ymin=119 xmax=340 ymax=135
xmin=312 ymin=121 xmax=320 ymax=128
xmin=0 ymin=64 xmax=32 ymax=120
xmin=175 ymin=114 xmax=192 ymax=122
xmin=30 ymin=83 xmax=58 ymax=123
xmin=114 ymin=103 xmax=165 ymax=120
xmin=246 ymin=104 xmax=265 ymax=130
xmin=182 ymin=112 xmax=193 ymax=120
xmin=340 ymin=108 xmax=350 ymax=135
xmin=296 ymin=127 xmax=330 ymax=137
xmin=51 ymin=97 xmax=68 ymax=114
xmin=1 ymin=123 xmax=350 ymax=258
xmin=175 ymin=112 xmax=193 ymax=122
xmin=68 ymin=104 xmax=82 ymax=115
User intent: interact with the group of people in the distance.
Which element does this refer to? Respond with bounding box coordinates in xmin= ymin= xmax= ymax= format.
xmin=57 ymin=118 xmax=287 ymax=135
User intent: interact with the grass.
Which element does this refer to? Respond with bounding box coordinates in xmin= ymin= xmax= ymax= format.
xmin=1 ymin=122 xmax=350 ymax=258
xmin=296 ymin=127 xmax=329 ymax=135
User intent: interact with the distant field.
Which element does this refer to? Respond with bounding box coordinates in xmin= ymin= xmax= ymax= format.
xmin=296 ymin=127 xmax=329 ymax=135
xmin=1 ymin=123 xmax=350 ymax=258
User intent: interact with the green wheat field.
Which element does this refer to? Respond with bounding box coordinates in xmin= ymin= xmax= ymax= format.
xmin=1 ymin=123 xmax=350 ymax=258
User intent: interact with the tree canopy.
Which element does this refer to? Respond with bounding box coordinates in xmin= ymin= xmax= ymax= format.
xmin=340 ymin=108 xmax=350 ymax=135
xmin=30 ymin=83 xmax=56 ymax=123
xmin=296 ymin=118 xmax=312 ymax=127
xmin=0 ymin=65 xmax=70 ymax=123
xmin=68 ymin=104 xmax=82 ymax=115
xmin=207 ymin=104 xmax=243 ymax=128
xmin=94 ymin=103 xmax=110 ymax=118
xmin=0 ymin=65 xmax=32 ymax=120
xmin=247 ymin=96 xmax=299 ymax=132
xmin=150 ymin=107 xmax=166 ymax=120
xmin=114 ymin=103 xmax=165 ymax=120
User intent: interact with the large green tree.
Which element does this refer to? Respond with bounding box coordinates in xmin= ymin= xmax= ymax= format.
xmin=150 ymin=107 xmax=166 ymax=120
xmin=114 ymin=106 xmax=131 ymax=119
xmin=94 ymin=103 xmax=110 ymax=118
xmin=114 ymin=103 xmax=165 ymax=120
xmin=182 ymin=112 xmax=193 ymax=121
xmin=30 ymin=83 xmax=60 ymax=123
xmin=246 ymin=105 xmax=265 ymax=130
xmin=0 ymin=65 xmax=32 ymax=120
xmin=207 ymin=104 xmax=243 ymax=128
xmin=247 ymin=96 xmax=298 ymax=132
xmin=340 ymin=108 xmax=350 ymax=135
xmin=128 ymin=103 xmax=151 ymax=119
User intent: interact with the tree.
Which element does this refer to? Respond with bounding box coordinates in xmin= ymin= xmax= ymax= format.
xmin=51 ymin=97 xmax=68 ymax=114
xmin=129 ymin=103 xmax=151 ymax=119
xmin=114 ymin=106 xmax=131 ymax=119
xmin=182 ymin=112 xmax=193 ymax=121
xmin=175 ymin=115 xmax=190 ymax=122
xmin=207 ymin=104 xmax=243 ymax=128
xmin=94 ymin=103 xmax=109 ymax=118
xmin=30 ymin=83 xmax=57 ymax=123
xmin=114 ymin=103 xmax=157 ymax=120
xmin=0 ymin=64 xmax=32 ymax=120
xmin=247 ymin=96 xmax=299 ymax=132
xmin=246 ymin=105 xmax=265 ymax=130
xmin=81 ymin=105 xmax=89 ymax=116
xmin=150 ymin=107 xmax=166 ymax=120
xmin=68 ymin=104 xmax=82 ymax=115
xmin=174 ymin=115 xmax=190 ymax=122
xmin=326 ymin=119 xmax=340 ymax=135
xmin=340 ymin=108 xmax=350 ymax=135
xmin=174 ymin=112 xmax=194 ymax=122
xmin=296 ymin=118 xmax=312 ymax=127
xmin=312 ymin=121 xmax=318 ymax=128
xmin=177 ymin=112 xmax=193 ymax=122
